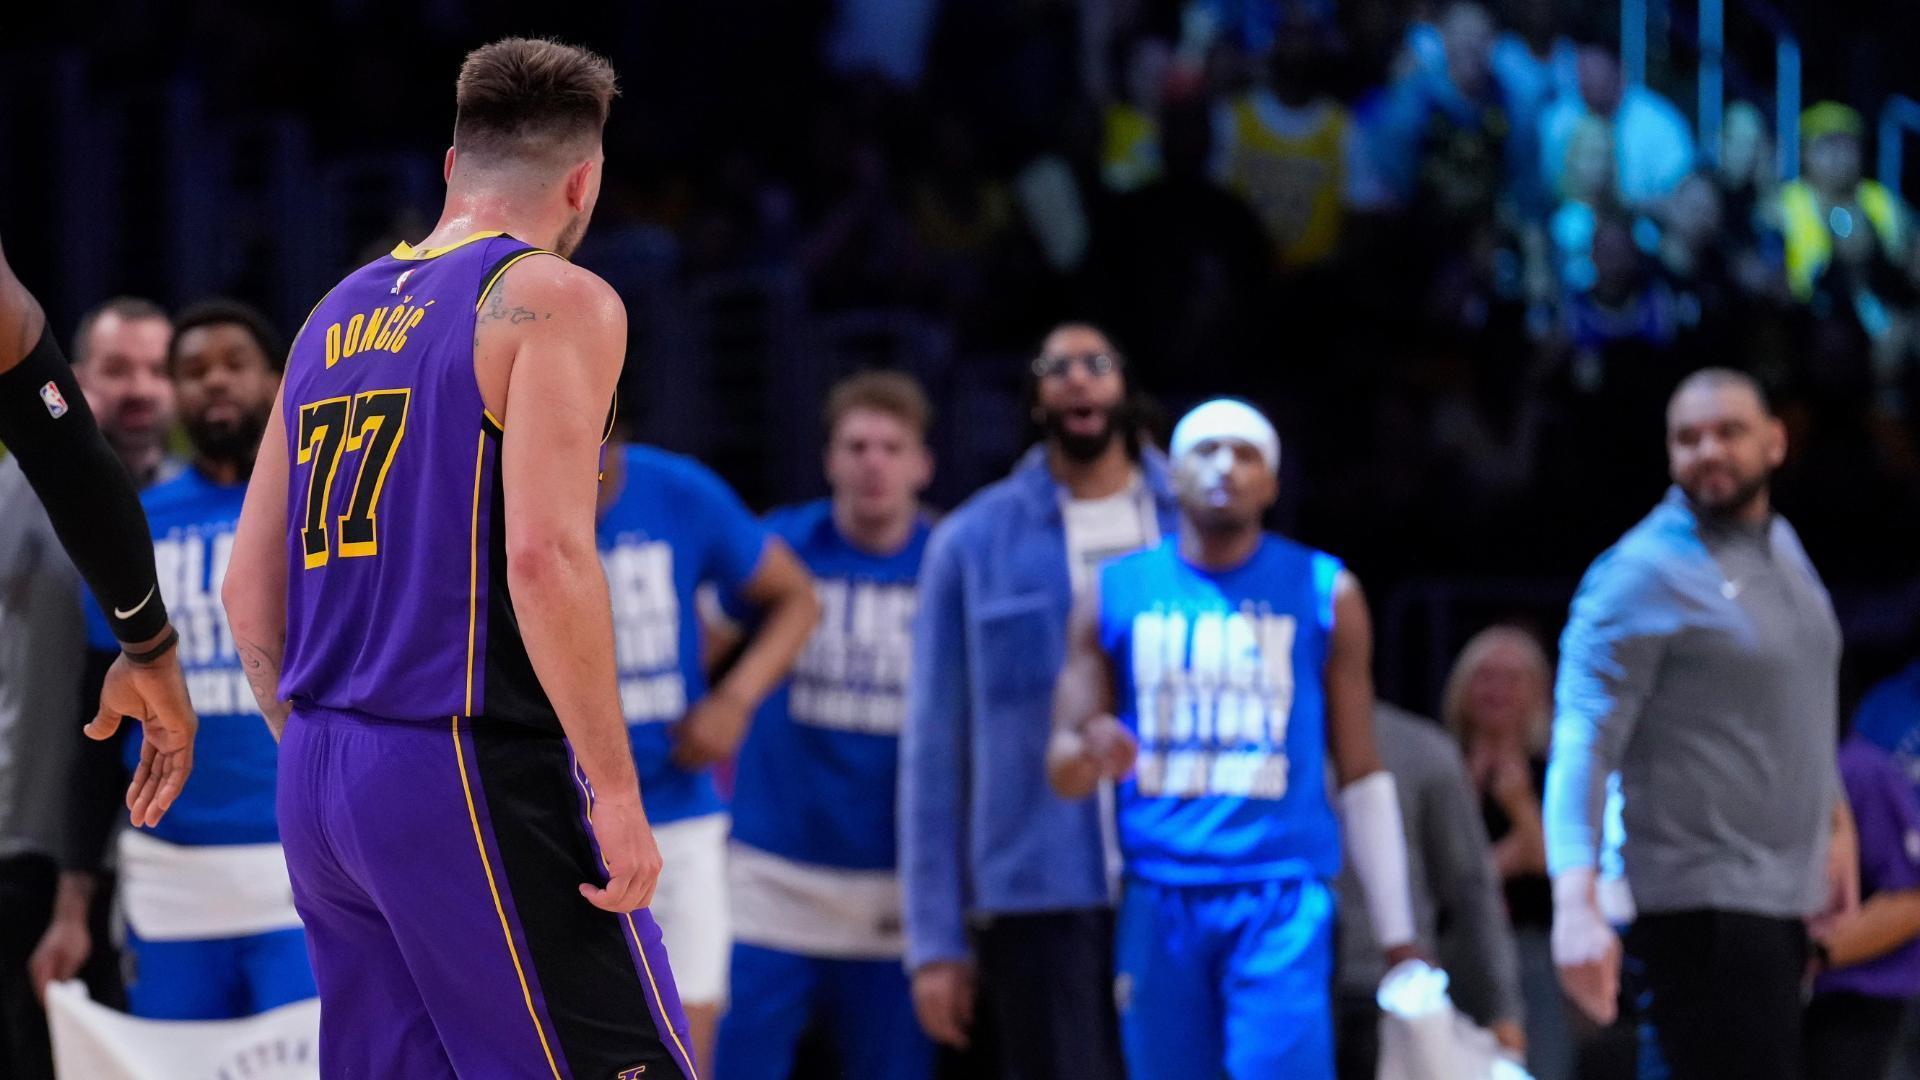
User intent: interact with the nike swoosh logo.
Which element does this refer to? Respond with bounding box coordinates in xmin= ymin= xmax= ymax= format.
xmin=113 ymin=585 xmax=157 ymax=621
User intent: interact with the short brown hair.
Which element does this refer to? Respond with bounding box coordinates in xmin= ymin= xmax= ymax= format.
xmin=454 ymin=38 xmax=618 ymax=164
xmin=824 ymin=370 xmax=932 ymax=440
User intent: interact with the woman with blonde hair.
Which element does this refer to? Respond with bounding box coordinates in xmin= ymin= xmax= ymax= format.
xmin=1444 ymin=624 xmax=1569 ymax=1079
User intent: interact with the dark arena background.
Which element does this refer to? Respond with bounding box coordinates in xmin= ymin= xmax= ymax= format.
xmin=0 ymin=0 xmax=1918 ymax=1077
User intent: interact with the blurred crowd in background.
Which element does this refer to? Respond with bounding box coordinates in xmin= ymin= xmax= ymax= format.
xmin=1 ymin=2 xmax=1919 ymax=1078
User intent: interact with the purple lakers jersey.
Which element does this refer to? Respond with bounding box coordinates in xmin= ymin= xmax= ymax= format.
xmin=278 ymin=231 xmax=567 ymax=729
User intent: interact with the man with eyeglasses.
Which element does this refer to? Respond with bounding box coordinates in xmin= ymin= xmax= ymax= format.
xmin=902 ymin=322 xmax=1179 ymax=1079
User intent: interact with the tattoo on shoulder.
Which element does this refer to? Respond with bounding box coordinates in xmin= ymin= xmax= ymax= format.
xmin=478 ymin=287 xmax=549 ymax=327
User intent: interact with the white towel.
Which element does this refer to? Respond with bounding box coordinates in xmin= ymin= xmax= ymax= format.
xmin=1376 ymin=959 xmax=1533 ymax=1080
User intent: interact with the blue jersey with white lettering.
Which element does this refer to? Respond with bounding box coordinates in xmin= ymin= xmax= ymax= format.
xmin=727 ymin=500 xmax=929 ymax=870
xmin=1098 ymin=535 xmax=1343 ymax=885
xmin=84 ymin=468 xmax=279 ymax=846
xmin=596 ymin=444 xmax=769 ymax=825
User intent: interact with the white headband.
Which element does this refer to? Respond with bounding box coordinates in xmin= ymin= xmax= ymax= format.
xmin=1170 ymin=398 xmax=1280 ymax=473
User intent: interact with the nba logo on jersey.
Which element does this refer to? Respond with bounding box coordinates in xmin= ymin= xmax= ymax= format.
xmin=390 ymin=268 xmax=414 ymax=295
xmin=38 ymin=381 xmax=68 ymax=419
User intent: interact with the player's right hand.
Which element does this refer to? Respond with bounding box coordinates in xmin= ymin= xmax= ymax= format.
xmin=1082 ymin=714 xmax=1139 ymax=782
xmin=580 ymin=790 xmax=664 ymax=913
xmin=90 ymin=639 xmax=197 ymax=828
xmin=27 ymin=911 xmax=91 ymax=1004
xmin=911 ymin=959 xmax=976 ymax=1049
xmin=1552 ymin=896 xmax=1621 ymax=1025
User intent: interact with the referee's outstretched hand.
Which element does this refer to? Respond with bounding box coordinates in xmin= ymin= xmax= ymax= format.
xmin=87 ymin=640 xmax=197 ymax=828
xmin=580 ymin=790 xmax=664 ymax=914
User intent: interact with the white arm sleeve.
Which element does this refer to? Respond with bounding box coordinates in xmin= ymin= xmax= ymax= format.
xmin=1340 ymin=770 xmax=1417 ymax=949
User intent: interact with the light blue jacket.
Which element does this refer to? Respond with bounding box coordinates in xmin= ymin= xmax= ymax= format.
xmin=900 ymin=446 xmax=1180 ymax=970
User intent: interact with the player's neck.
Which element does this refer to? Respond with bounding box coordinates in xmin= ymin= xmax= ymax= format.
xmin=422 ymin=191 xmax=561 ymax=254
xmin=1179 ymin=518 xmax=1263 ymax=571
xmin=833 ymin=499 xmax=917 ymax=556
xmin=1049 ymin=439 xmax=1134 ymax=500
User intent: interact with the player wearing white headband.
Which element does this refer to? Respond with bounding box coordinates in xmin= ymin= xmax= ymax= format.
xmin=1048 ymin=397 xmax=1419 ymax=1079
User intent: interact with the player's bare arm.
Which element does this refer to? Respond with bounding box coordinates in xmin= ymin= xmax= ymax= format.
xmin=1048 ymin=589 xmax=1134 ymax=799
xmin=1325 ymin=571 xmax=1420 ymax=963
xmin=1324 ymin=572 xmax=1383 ymax=785
xmin=224 ymin=380 xmax=294 ymax=739
xmin=488 ymin=257 xmax=661 ymax=913
xmin=670 ymin=539 xmax=818 ymax=769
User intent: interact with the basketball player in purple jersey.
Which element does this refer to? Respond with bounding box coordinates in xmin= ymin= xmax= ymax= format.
xmin=222 ymin=39 xmax=696 ymax=1079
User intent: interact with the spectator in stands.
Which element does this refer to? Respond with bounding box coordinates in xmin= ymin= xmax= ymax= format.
xmin=1334 ymin=700 xmax=1526 ymax=1080
xmin=1714 ymin=101 xmax=1785 ymax=292
xmin=902 ymin=322 xmax=1177 ymax=1080
xmin=1547 ymin=213 xmax=1687 ymax=538
xmin=1366 ymin=1 xmax=1542 ymax=231
xmin=1655 ymin=172 xmax=1751 ymax=367
xmin=1091 ymin=96 xmax=1272 ymax=405
xmin=1549 ymin=115 xmax=1623 ymax=292
xmin=1213 ymin=10 xmax=1390 ymax=272
xmin=3 ymin=298 xmax=170 ymax=1079
xmin=1100 ymin=34 xmax=1173 ymax=194
xmin=1491 ymin=0 xmax=1577 ymax=136
xmin=1561 ymin=215 xmax=1682 ymax=391
xmin=1780 ymin=103 xmax=1912 ymax=304
xmin=1444 ymin=626 xmax=1573 ymax=1080
xmin=1718 ymin=101 xmax=1775 ymax=207
xmin=1803 ymin=728 xmax=1920 ymax=1080
xmin=1778 ymin=102 xmax=1919 ymax=417
xmin=1189 ymin=0 xmax=1335 ymax=57
xmin=1539 ymin=46 xmax=1693 ymax=210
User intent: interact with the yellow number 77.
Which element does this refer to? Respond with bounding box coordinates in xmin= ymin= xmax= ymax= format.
xmin=297 ymin=388 xmax=411 ymax=568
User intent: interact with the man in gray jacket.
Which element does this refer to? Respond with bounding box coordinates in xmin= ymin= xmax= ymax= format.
xmin=1334 ymin=701 xmax=1525 ymax=1079
xmin=1545 ymin=368 xmax=1856 ymax=1080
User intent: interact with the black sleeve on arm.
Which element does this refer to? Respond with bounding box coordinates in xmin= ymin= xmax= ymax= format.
xmin=0 ymin=326 xmax=168 ymax=644
xmin=64 ymin=647 xmax=129 ymax=872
